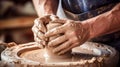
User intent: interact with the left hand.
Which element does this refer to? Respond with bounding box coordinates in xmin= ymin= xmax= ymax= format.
xmin=45 ymin=19 xmax=90 ymax=55
xmin=32 ymin=15 xmax=59 ymax=46
xmin=32 ymin=15 xmax=51 ymax=46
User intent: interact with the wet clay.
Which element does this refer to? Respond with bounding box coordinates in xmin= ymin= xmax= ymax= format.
xmin=19 ymin=47 xmax=95 ymax=64
xmin=18 ymin=42 xmax=112 ymax=64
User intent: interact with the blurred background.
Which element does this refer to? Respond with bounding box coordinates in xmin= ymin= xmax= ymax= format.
xmin=0 ymin=0 xmax=37 ymax=44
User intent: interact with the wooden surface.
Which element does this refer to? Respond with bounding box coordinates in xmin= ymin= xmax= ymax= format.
xmin=0 ymin=16 xmax=36 ymax=30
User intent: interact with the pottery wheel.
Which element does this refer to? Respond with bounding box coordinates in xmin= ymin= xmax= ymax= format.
xmin=1 ymin=42 xmax=119 ymax=67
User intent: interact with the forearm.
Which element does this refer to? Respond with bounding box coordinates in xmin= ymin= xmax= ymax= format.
xmin=32 ymin=0 xmax=59 ymax=17
xmin=83 ymin=3 xmax=120 ymax=39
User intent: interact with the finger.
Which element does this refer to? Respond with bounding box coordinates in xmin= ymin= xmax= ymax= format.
xmin=47 ymin=22 xmax=62 ymax=31
xmin=32 ymin=25 xmax=47 ymax=41
xmin=33 ymin=31 xmax=46 ymax=45
xmin=32 ymin=25 xmax=44 ymax=36
xmin=34 ymin=35 xmax=46 ymax=45
xmin=45 ymin=25 xmax=66 ymax=37
xmin=32 ymin=26 xmax=39 ymax=34
xmin=53 ymin=40 xmax=72 ymax=53
xmin=34 ymin=18 xmax=40 ymax=26
xmin=48 ymin=35 xmax=67 ymax=47
xmin=37 ymin=31 xmax=47 ymax=41
xmin=58 ymin=42 xmax=79 ymax=55
xmin=32 ymin=25 xmax=38 ymax=33
xmin=35 ymin=42 xmax=44 ymax=48
xmin=50 ymin=19 xmax=66 ymax=24
xmin=34 ymin=19 xmax=47 ymax=33
xmin=38 ymin=21 xmax=47 ymax=33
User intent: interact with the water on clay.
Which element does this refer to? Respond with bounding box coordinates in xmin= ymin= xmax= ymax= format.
xmin=19 ymin=48 xmax=98 ymax=64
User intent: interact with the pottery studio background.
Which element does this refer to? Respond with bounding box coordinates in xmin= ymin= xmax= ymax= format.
xmin=0 ymin=0 xmax=120 ymax=67
xmin=0 ymin=0 xmax=37 ymax=60
xmin=0 ymin=0 xmax=36 ymax=44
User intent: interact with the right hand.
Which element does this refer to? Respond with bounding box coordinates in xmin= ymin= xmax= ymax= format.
xmin=45 ymin=19 xmax=90 ymax=55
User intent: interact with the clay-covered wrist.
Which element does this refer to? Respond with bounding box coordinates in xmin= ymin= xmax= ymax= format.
xmin=81 ymin=21 xmax=92 ymax=39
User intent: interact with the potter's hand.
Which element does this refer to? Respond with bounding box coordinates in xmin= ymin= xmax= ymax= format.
xmin=32 ymin=15 xmax=51 ymax=45
xmin=32 ymin=15 xmax=59 ymax=45
xmin=45 ymin=19 xmax=90 ymax=55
